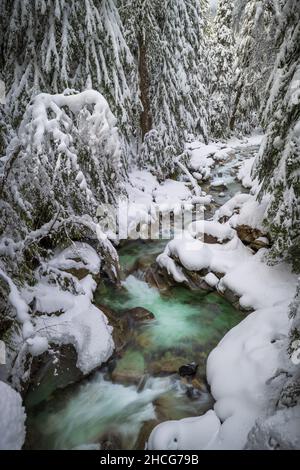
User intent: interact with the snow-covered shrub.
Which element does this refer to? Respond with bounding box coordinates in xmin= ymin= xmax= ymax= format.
xmin=140 ymin=130 xmax=176 ymax=181
xmin=0 ymin=89 xmax=121 ymax=387
xmin=0 ymin=89 xmax=121 ymax=291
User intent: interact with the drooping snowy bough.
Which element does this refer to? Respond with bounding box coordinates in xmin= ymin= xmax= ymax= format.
xmin=0 ymin=89 xmax=120 ymax=390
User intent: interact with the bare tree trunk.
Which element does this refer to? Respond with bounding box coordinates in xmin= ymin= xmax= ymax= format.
xmin=229 ymin=85 xmax=242 ymax=131
xmin=138 ymin=35 xmax=152 ymax=140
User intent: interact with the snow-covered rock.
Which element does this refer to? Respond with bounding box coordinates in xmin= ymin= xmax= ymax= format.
xmin=25 ymin=274 xmax=114 ymax=375
xmin=0 ymin=381 xmax=26 ymax=450
xmin=148 ymin=410 xmax=220 ymax=450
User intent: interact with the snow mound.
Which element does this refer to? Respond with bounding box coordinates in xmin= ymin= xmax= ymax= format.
xmin=188 ymin=220 xmax=235 ymax=242
xmin=237 ymin=156 xmax=258 ymax=190
xmin=49 ymin=243 xmax=101 ymax=275
xmin=213 ymin=147 xmax=234 ymax=161
xmin=154 ymin=180 xmax=192 ymax=208
xmin=214 ymin=192 xmax=269 ymax=232
xmin=28 ymin=275 xmax=114 ymax=375
xmin=188 ymin=142 xmax=218 ymax=180
xmin=0 ymin=381 xmax=26 ymax=450
xmin=148 ymin=410 xmax=220 ymax=450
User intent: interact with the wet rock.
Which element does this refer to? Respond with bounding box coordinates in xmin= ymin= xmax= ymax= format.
xmin=191 ymin=377 xmax=207 ymax=391
xmin=179 ymin=362 xmax=198 ymax=377
xmin=149 ymin=353 xmax=189 ymax=375
xmin=221 ymin=287 xmax=240 ymax=306
xmin=236 ymin=224 xmax=267 ymax=247
xmin=250 ymin=237 xmax=270 ymax=252
xmin=25 ymin=344 xmax=83 ymax=407
xmin=96 ymin=303 xmax=130 ymax=352
xmin=203 ymin=233 xmax=219 ymax=244
xmin=64 ymin=266 xmax=91 ymax=281
xmin=99 ymin=431 xmax=122 ymax=450
xmin=111 ymin=351 xmax=145 ymax=385
xmin=182 ymin=270 xmax=213 ymax=292
xmin=127 ymin=255 xmax=155 ymax=275
xmin=186 ymin=386 xmax=202 ymax=400
xmin=134 ymin=420 xmax=160 ymax=450
xmin=145 ymin=265 xmax=175 ymax=292
xmin=124 ymin=306 xmax=155 ymax=323
xmin=214 ymin=271 xmax=225 ymax=279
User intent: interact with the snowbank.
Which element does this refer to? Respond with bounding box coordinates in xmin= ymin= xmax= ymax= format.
xmin=237 ymin=156 xmax=257 ymax=189
xmin=214 ymin=192 xmax=270 ymax=232
xmin=188 ymin=220 xmax=235 ymax=242
xmin=0 ymin=381 xmax=26 ymax=450
xmin=23 ymin=244 xmax=114 ymax=375
xmin=125 ymin=169 xmax=202 ymax=239
xmin=188 ymin=141 xmax=219 ymax=179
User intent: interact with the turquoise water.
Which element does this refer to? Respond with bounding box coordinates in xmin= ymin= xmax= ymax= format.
xmin=25 ymin=241 xmax=243 ymax=450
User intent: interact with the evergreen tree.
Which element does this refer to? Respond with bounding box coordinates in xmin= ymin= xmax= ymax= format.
xmin=1 ymin=0 xmax=137 ymax=155
xmin=121 ymin=0 xmax=210 ymax=177
xmin=254 ymin=0 xmax=300 ymax=271
xmin=230 ymin=0 xmax=277 ymax=134
xmin=151 ymin=0 xmax=210 ymax=149
xmin=209 ymin=0 xmax=235 ymax=139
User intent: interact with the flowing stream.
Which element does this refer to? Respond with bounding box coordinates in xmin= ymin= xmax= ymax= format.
xmin=24 ymin=146 xmax=257 ymax=450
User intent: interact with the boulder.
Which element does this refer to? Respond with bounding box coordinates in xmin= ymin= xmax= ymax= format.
xmin=236 ymin=224 xmax=266 ymax=246
xmin=124 ymin=307 xmax=155 ymax=323
xmin=149 ymin=353 xmax=189 ymax=375
xmin=134 ymin=420 xmax=160 ymax=450
xmin=145 ymin=265 xmax=175 ymax=292
xmin=25 ymin=344 xmax=83 ymax=408
xmin=179 ymin=362 xmax=198 ymax=377
xmin=96 ymin=303 xmax=130 ymax=352
xmin=99 ymin=431 xmax=122 ymax=450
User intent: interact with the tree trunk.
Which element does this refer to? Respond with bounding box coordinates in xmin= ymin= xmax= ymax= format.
xmin=229 ymin=85 xmax=242 ymax=131
xmin=138 ymin=35 xmax=152 ymax=140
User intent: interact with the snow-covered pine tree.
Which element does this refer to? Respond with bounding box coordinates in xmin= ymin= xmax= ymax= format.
xmin=209 ymin=0 xmax=235 ymax=139
xmin=151 ymin=0 xmax=210 ymax=148
xmin=1 ymin=0 xmax=137 ymax=157
xmin=230 ymin=0 xmax=277 ymax=134
xmin=254 ymin=0 xmax=300 ymax=271
xmin=0 ymin=90 xmax=121 ymax=283
xmin=121 ymin=0 xmax=210 ymax=178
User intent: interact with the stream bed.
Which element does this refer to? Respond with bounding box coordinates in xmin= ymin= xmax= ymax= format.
xmin=24 ymin=146 xmax=258 ymax=450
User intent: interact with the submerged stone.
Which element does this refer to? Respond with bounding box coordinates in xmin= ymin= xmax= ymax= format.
xmin=111 ymin=350 xmax=145 ymax=385
xmin=124 ymin=306 xmax=155 ymax=322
